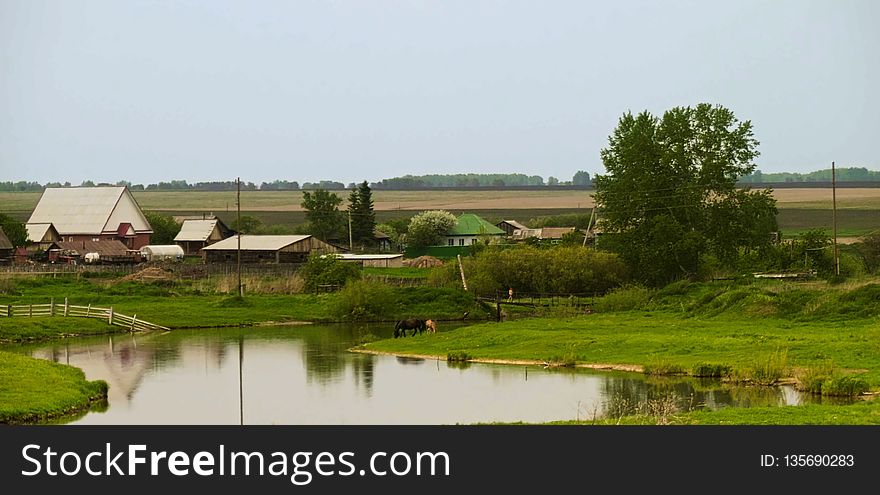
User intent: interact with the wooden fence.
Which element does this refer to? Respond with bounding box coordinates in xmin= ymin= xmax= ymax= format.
xmin=0 ymin=298 xmax=169 ymax=332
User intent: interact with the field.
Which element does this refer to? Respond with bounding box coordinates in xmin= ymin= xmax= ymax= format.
xmin=1 ymin=187 xmax=878 ymax=237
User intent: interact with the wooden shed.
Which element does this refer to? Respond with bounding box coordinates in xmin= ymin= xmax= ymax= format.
xmin=0 ymin=227 xmax=13 ymax=264
xmin=174 ymin=217 xmax=233 ymax=255
xmin=201 ymin=235 xmax=339 ymax=264
xmin=335 ymin=253 xmax=405 ymax=268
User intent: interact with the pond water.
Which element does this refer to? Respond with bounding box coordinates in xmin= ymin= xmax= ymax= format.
xmin=5 ymin=322 xmax=850 ymax=424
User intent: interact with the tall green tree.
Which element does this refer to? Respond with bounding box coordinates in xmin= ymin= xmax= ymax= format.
xmin=0 ymin=213 xmax=27 ymax=247
xmin=594 ymin=103 xmax=777 ymax=285
xmin=572 ymin=170 xmax=592 ymax=186
xmin=347 ymin=181 xmax=376 ymax=247
xmin=144 ymin=212 xmax=182 ymax=244
xmin=301 ymin=188 xmax=343 ymax=242
xmin=406 ymin=210 xmax=457 ymax=249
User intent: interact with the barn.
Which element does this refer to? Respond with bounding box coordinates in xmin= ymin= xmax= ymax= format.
xmin=0 ymin=227 xmax=13 ymax=264
xmin=335 ymin=253 xmax=405 ymax=268
xmin=201 ymin=235 xmax=339 ymax=264
xmin=174 ymin=217 xmax=233 ymax=255
xmin=27 ymin=186 xmax=153 ymax=250
xmin=26 ymin=223 xmax=61 ymax=250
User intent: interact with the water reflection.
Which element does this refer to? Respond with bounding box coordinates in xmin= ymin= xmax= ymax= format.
xmin=2 ymin=322 xmax=853 ymax=425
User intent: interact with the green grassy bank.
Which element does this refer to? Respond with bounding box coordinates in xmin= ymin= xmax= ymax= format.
xmin=0 ymin=351 xmax=108 ymax=423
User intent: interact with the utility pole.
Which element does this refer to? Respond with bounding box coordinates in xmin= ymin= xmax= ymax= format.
xmin=832 ymin=161 xmax=839 ymax=276
xmin=348 ymin=210 xmax=353 ymax=251
xmin=236 ymin=177 xmax=242 ymax=297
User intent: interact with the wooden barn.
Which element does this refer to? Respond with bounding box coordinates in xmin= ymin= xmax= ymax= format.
xmin=201 ymin=235 xmax=339 ymax=264
xmin=496 ymin=220 xmax=528 ymax=236
xmin=27 ymin=186 xmax=153 ymax=250
xmin=174 ymin=217 xmax=233 ymax=255
xmin=335 ymin=253 xmax=404 ymax=268
xmin=0 ymin=227 xmax=13 ymax=264
xmin=26 ymin=223 xmax=61 ymax=251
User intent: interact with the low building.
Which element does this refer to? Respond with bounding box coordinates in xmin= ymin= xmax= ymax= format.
xmin=174 ymin=218 xmax=233 ymax=255
xmin=0 ymin=227 xmax=13 ymax=264
xmin=511 ymin=227 xmax=578 ymax=244
xmin=26 ymin=223 xmax=61 ymax=251
xmin=48 ymin=240 xmax=140 ymax=264
xmin=374 ymin=229 xmax=393 ymax=251
xmin=442 ymin=213 xmax=505 ymax=247
xmin=201 ymin=235 xmax=339 ymax=264
xmin=27 ymin=186 xmax=153 ymax=250
xmin=335 ymin=253 xmax=404 ymax=268
xmin=496 ymin=220 xmax=528 ymax=236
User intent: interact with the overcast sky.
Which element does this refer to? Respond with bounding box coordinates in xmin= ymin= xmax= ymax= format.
xmin=1 ymin=0 xmax=877 ymax=185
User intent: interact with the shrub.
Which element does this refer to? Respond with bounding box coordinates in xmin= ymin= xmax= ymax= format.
xmin=691 ymin=363 xmax=732 ymax=378
xmin=749 ymin=348 xmax=788 ymax=385
xmin=594 ymin=285 xmax=652 ymax=312
xmin=299 ymin=252 xmax=361 ymax=292
xmin=447 ymin=351 xmax=471 ymax=362
xmin=820 ymin=376 xmax=869 ymax=397
xmin=331 ymin=280 xmax=396 ymax=321
xmin=643 ymin=359 xmax=685 ymax=376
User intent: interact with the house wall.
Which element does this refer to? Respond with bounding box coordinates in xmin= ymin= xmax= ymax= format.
xmin=58 ymin=233 xmax=150 ymax=250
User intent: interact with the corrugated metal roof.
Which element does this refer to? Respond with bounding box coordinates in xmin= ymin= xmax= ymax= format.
xmin=52 ymin=240 xmax=131 ymax=257
xmin=202 ymin=235 xmax=312 ymax=251
xmin=447 ymin=214 xmax=505 ymax=236
xmin=499 ymin=220 xmax=528 ymax=231
xmin=335 ymin=253 xmax=404 ymax=260
xmin=174 ymin=219 xmax=218 ymax=242
xmin=27 ymin=187 xmax=151 ymax=235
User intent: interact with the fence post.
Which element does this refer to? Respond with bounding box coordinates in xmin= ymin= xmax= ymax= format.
xmin=29 ymin=304 xmax=33 ymax=317
xmin=5 ymin=304 xmax=9 ymax=317
xmin=87 ymin=304 xmax=91 ymax=317
xmin=131 ymin=314 xmax=136 ymax=331
xmin=50 ymin=297 xmax=55 ymax=316
xmin=64 ymin=297 xmax=69 ymax=317
xmin=109 ymin=307 xmax=114 ymax=326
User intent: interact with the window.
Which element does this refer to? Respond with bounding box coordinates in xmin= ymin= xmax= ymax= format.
xmin=448 ymin=238 xmax=454 ymax=246
xmin=471 ymin=239 xmax=476 ymax=245
xmin=459 ymin=238 xmax=464 ymax=246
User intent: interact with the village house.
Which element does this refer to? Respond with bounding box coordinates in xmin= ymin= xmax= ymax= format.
xmin=0 ymin=227 xmax=13 ymax=264
xmin=25 ymin=223 xmax=61 ymax=251
xmin=27 ymin=186 xmax=153 ymax=250
xmin=495 ymin=219 xmax=528 ymax=236
xmin=174 ymin=217 xmax=233 ymax=255
xmin=201 ymin=235 xmax=339 ymax=264
xmin=442 ymin=213 xmax=505 ymax=247
xmin=511 ymin=226 xmax=579 ymax=244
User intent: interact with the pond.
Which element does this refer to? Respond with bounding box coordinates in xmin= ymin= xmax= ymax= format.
xmin=5 ymin=322 xmax=851 ymax=424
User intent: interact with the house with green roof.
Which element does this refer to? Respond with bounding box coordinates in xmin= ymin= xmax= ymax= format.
xmin=442 ymin=213 xmax=505 ymax=247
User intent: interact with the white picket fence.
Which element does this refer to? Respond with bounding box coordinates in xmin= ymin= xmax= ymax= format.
xmin=0 ymin=298 xmax=169 ymax=332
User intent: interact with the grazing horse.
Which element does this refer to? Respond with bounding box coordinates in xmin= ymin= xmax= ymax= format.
xmin=425 ymin=319 xmax=437 ymax=334
xmin=394 ymin=318 xmax=426 ymax=338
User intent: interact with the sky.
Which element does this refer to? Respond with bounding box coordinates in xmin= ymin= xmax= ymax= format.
xmin=1 ymin=0 xmax=877 ymax=186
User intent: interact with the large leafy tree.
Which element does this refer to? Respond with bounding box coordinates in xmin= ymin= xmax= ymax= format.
xmin=406 ymin=210 xmax=457 ymax=249
xmin=0 ymin=213 xmax=27 ymax=247
xmin=594 ymin=104 xmax=777 ymax=285
xmin=347 ymin=181 xmax=376 ymax=247
xmin=301 ymin=188 xmax=343 ymax=242
xmin=144 ymin=212 xmax=181 ymax=244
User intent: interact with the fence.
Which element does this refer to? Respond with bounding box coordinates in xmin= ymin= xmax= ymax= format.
xmin=0 ymin=298 xmax=169 ymax=332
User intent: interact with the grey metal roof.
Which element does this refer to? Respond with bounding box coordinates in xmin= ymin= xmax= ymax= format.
xmin=201 ymin=235 xmax=312 ymax=251
xmin=27 ymin=187 xmax=151 ymax=235
xmin=335 ymin=253 xmax=404 ymax=260
xmin=26 ymin=223 xmax=56 ymax=242
xmin=174 ymin=219 xmax=218 ymax=242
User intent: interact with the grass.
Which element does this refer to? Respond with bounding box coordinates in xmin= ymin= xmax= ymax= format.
xmin=363 ymin=310 xmax=880 ymax=387
xmin=0 ymin=278 xmax=484 ymax=338
xmin=0 ymin=350 xmax=108 ymax=423
xmin=0 ymin=317 xmax=126 ymax=342
xmin=362 ymin=267 xmax=432 ymax=279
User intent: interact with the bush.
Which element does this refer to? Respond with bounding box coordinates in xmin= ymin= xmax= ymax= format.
xmin=594 ymin=285 xmax=652 ymax=312
xmin=299 ymin=253 xmax=361 ymax=292
xmin=331 ymin=280 xmax=396 ymax=321
xmin=691 ymin=363 xmax=732 ymax=378
xmin=820 ymin=376 xmax=869 ymax=397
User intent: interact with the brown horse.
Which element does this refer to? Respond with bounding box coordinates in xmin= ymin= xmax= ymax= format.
xmin=425 ymin=319 xmax=437 ymax=334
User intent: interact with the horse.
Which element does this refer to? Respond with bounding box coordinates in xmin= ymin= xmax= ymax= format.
xmin=425 ymin=319 xmax=437 ymax=334
xmin=394 ymin=318 xmax=426 ymax=338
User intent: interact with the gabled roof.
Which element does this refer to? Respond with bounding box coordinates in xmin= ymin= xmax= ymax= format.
xmin=175 ymin=219 xmax=221 ymax=242
xmin=27 ymin=187 xmax=152 ymax=235
xmin=0 ymin=227 xmax=12 ymax=250
xmin=26 ymin=223 xmax=60 ymax=243
xmin=202 ymin=235 xmax=313 ymax=251
xmin=498 ymin=220 xmax=528 ymax=230
xmin=447 ymin=214 xmax=505 ymax=236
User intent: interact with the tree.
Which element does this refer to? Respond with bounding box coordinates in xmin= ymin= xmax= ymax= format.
xmin=301 ymin=188 xmax=343 ymax=241
xmin=230 ymin=215 xmax=262 ymax=235
xmin=547 ymin=176 xmax=559 ymax=186
xmin=572 ymin=170 xmax=591 ymax=186
xmin=0 ymin=213 xmax=27 ymax=247
xmin=143 ymin=212 xmax=181 ymax=244
xmin=594 ymin=103 xmax=777 ymax=285
xmin=347 ymin=181 xmax=376 ymax=247
xmin=406 ymin=210 xmax=457 ymax=249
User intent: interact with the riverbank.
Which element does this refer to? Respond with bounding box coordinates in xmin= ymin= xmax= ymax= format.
xmin=0 ymin=351 xmax=108 ymax=424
